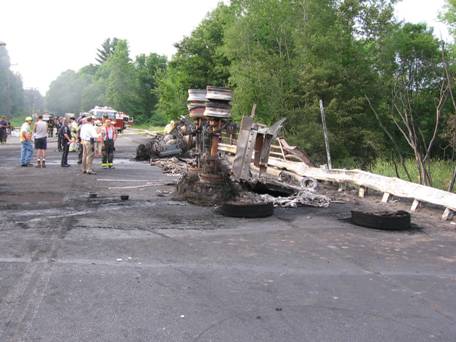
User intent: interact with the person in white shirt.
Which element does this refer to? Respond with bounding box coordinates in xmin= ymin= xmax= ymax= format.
xmin=33 ymin=115 xmax=48 ymax=168
xmin=79 ymin=117 xmax=99 ymax=175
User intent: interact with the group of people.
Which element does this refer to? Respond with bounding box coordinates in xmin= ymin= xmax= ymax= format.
xmin=19 ymin=114 xmax=118 ymax=175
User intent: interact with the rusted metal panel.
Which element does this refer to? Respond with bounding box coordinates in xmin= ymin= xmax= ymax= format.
xmin=232 ymin=116 xmax=254 ymax=179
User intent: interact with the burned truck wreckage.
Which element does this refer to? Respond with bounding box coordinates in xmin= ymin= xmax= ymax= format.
xmin=136 ymin=87 xmax=330 ymax=215
xmin=135 ymin=86 xmax=456 ymax=221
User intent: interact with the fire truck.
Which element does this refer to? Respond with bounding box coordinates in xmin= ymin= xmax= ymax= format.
xmin=88 ymin=106 xmax=132 ymax=133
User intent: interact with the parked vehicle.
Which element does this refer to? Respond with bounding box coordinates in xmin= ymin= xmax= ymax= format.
xmin=88 ymin=106 xmax=130 ymax=133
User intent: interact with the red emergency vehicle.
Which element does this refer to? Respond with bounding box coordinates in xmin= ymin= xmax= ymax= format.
xmin=88 ymin=106 xmax=132 ymax=133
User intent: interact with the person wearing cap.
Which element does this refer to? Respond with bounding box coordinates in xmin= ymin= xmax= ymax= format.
xmin=79 ymin=116 xmax=98 ymax=175
xmin=20 ymin=116 xmax=33 ymax=167
xmin=101 ymin=119 xmax=117 ymax=168
xmin=33 ymin=114 xmax=48 ymax=168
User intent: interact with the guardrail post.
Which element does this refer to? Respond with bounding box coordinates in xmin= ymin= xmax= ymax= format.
xmin=382 ymin=193 xmax=391 ymax=203
xmin=442 ymin=208 xmax=454 ymax=221
xmin=411 ymin=199 xmax=420 ymax=212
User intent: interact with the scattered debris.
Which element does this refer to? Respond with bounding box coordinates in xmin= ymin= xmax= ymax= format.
xmin=136 ymin=86 xmax=332 ymax=211
xmin=135 ymin=117 xmax=195 ymax=161
xmin=176 ymin=171 xmax=238 ymax=206
xmin=259 ymin=191 xmax=330 ymax=208
xmin=151 ymin=157 xmax=188 ymax=176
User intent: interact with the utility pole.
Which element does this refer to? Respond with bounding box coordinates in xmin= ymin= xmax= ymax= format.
xmin=319 ymin=99 xmax=332 ymax=169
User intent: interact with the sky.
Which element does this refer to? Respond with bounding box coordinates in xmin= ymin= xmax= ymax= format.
xmin=0 ymin=0 xmax=451 ymax=94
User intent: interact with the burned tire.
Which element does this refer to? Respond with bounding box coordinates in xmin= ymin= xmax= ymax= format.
xmin=218 ymin=202 xmax=274 ymax=218
xmin=351 ymin=210 xmax=411 ymax=231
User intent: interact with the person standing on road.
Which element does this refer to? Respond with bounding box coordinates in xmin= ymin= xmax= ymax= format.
xmin=0 ymin=116 xmax=8 ymax=144
xmin=56 ymin=117 xmax=63 ymax=152
xmin=95 ymin=120 xmax=103 ymax=157
xmin=59 ymin=118 xmax=72 ymax=167
xmin=80 ymin=117 xmax=98 ymax=175
xmin=101 ymin=119 xmax=117 ymax=169
xmin=69 ymin=117 xmax=78 ymax=152
xmin=47 ymin=116 xmax=55 ymax=138
xmin=76 ymin=114 xmax=86 ymax=164
xmin=20 ymin=116 xmax=33 ymax=167
xmin=33 ymin=114 xmax=48 ymax=168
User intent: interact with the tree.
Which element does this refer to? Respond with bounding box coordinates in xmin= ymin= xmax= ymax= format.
xmin=96 ymin=38 xmax=119 ymax=64
xmin=46 ymin=70 xmax=84 ymax=113
xmin=156 ymin=3 xmax=234 ymax=119
xmin=369 ymin=23 xmax=448 ymax=185
xmin=135 ymin=53 xmax=167 ymax=122
xmin=78 ymin=64 xmax=104 ymax=111
xmin=23 ymin=88 xmax=44 ymax=115
xmin=224 ymin=0 xmax=298 ymax=123
xmin=103 ymin=40 xmax=139 ymax=114
xmin=223 ymin=0 xmax=396 ymax=165
xmin=0 ymin=44 xmax=24 ymax=115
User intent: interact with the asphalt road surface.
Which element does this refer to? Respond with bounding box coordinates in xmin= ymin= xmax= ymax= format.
xmin=0 ymin=131 xmax=455 ymax=342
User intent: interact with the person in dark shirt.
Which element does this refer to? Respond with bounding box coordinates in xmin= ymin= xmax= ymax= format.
xmin=56 ymin=117 xmax=63 ymax=152
xmin=59 ymin=118 xmax=72 ymax=167
xmin=0 ymin=116 xmax=7 ymax=144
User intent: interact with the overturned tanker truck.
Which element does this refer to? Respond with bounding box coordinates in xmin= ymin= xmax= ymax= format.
xmin=136 ymin=86 xmax=330 ymax=215
xmin=136 ymin=86 xmax=456 ymax=222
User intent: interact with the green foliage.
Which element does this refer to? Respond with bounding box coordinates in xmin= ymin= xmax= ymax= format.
xmin=46 ymin=40 xmax=166 ymax=123
xmin=23 ymin=88 xmax=45 ymax=114
xmin=156 ymin=3 xmax=234 ymax=120
xmin=103 ymin=40 xmax=139 ymax=114
xmin=0 ymin=45 xmax=24 ymax=116
xmin=225 ymin=0 xmax=298 ymax=123
xmin=155 ymin=67 xmax=188 ymax=120
xmin=221 ymin=0 xmax=396 ymax=165
xmin=46 ymin=70 xmax=85 ymax=113
xmin=371 ymin=23 xmax=447 ymax=160
xmin=372 ymin=159 xmax=455 ymax=191
xmin=42 ymin=0 xmax=456 ymax=177
xmin=135 ymin=53 xmax=167 ymax=122
xmin=96 ymin=38 xmax=119 ymax=64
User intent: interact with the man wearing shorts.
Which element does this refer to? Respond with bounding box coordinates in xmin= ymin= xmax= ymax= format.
xmin=33 ymin=115 xmax=48 ymax=168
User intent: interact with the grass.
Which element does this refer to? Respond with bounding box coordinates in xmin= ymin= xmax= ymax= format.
xmin=10 ymin=117 xmax=24 ymax=128
xmin=371 ymin=159 xmax=455 ymax=191
xmin=130 ymin=123 xmax=164 ymax=133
